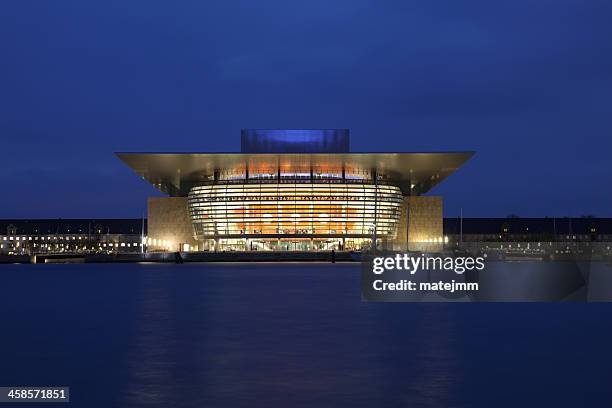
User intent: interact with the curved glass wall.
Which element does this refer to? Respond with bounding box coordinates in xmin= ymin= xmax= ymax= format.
xmin=188 ymin=183 xmax=403 ymax=240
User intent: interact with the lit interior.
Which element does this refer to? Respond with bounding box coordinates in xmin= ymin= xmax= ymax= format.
xmin=188 ymin=183 xmax=403 ymax=240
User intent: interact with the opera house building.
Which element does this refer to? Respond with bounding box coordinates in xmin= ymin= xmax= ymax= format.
xmin=117 ymin=130 xmax=472 ymax=252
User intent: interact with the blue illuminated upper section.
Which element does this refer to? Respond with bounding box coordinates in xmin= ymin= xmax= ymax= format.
xmin=240 ymin=129 xmax=350 ymax=153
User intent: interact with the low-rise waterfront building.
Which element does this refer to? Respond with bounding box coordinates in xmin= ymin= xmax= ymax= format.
xmin=1 ymin=217 xmax=611 ymax=256
xmin=0 ymin=219 xmax=145 ymax=256
xmin=444 ymin=217 xmax=612 ymax=243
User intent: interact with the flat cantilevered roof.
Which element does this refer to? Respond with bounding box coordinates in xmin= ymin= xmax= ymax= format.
xmin=116 ymin=152 xmax=474 ymax=196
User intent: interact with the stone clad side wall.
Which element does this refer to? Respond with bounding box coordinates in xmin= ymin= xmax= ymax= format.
xmin=148 ymin=197 xmax=197 ymax=252
xmin=393 ymin=196 xmax=443 ymax=252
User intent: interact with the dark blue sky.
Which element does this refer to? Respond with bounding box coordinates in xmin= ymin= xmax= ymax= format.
xmin=1 ymin=0 xmax=611 ymax=218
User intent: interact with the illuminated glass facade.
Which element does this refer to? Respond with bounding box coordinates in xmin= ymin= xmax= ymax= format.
xmin=189 ymin=182 xmax=402 ymax=243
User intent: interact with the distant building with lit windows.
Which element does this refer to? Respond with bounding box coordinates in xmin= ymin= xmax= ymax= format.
xmin=0 ymin=219 xmax=145 ymax=256
xmin=117 ymin=129 xmax=473 ymax=252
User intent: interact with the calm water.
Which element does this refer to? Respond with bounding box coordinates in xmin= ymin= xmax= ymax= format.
xmin=1 ymin=262 xmax=611 ymax=407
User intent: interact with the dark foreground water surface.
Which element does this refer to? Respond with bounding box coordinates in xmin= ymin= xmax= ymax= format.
xmin=1 ymin=263 xmax=611 ymax=407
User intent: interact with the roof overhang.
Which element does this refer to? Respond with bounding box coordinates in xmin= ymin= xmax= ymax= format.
xmin=116 ymin=152 xmax=474 ymax=196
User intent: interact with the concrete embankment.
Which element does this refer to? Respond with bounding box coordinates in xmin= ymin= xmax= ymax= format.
xmin=1 ymin=251 xmax=357 ymax=264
